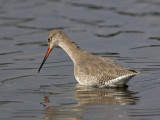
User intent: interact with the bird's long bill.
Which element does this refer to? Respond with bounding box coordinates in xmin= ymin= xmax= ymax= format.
xmin=38 ymin=47 xmax=52 ymax=73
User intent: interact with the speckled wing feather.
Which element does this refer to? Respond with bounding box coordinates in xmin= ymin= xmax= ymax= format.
xmin=75 ymin=55 xmax=138 ymax=86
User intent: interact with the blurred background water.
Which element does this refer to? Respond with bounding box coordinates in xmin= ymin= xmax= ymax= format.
xmin=0 ymin=0 xmax=160 ymax=120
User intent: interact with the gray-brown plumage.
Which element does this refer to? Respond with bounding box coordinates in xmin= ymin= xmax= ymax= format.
xmin=38 ymin=30 xmax=139 ymax=87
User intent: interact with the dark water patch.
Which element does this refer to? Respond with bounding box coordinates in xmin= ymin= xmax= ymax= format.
xmin=0 ymin=51 xmax=22 ymax=56
xmin=95 ymin=30 xmax=144 ymax=38
xmin=0 ymin=101 xmax=22 ymax=105
xmin=117 ymin=11 xmax=160 ymax=17
xmin=60 ymin=102 xmax=76 ymax=106
xmin=16 ymin=25 xmax=45 ymax=30
xmin=117 ymin=58 xmax=135 ymax=61
xmin=11 ymin=115 xmax=37 ymax=118
xmin=98 ymin=24 xmax=121 ymax=28
xmin=116 ymin=56 xmax=135 ymax=61
xmin=68 ymin=2 xmax=160 ymax=17
xmin=16 ymin=25 xmax=44 ymax=30
xmin=149 ymin=37 xmax=160 ymax=41
xmin=103 ymin=55 xmax=120 ymax=58
xmin=0 ymin=18 xmax=34 ymax=26
xmin=16 ymin=41 xmax=45 ymax=46
xmin=38 ymin=64 xmax=71 ymax=70
xmin=50 ymin=59 xmax=71 ymax=64
xmin=39 ymin=42 xmax=61 ymax=48
xmin=1 ymin=75 xmax=33 ymax=83
xmin=69 ymin=18 xmax=104 ymax=25
xmin=139 ymin=68 xmax=160 ymax=72
xmin=15 ymin=25 xmax=66 ymax=31
xmin=92 ymin=52 xmax=119 ymax=56
xmin=12 ymin=109 xmax=44 ymax=113
xmin=0 ymin=16 xmax=24 ymax=20
xmin=61 ymin=13 xmax=103 ymax=25
xmin=147 ymin=12 xmax=160 ymax=16
xmin=95 ymin=31 xmax=121 ymax=38
xmin=0 ymin=10 xmax=6 ymax=14
xmin=48 ymin=0 xmax=62 ymax=2
xmin=47 ymin=77 xmax=68 ymax=80
xmin=14 ymin=58 xmax=34 ymax=61
xmin=135 ymin=0 xmax=153 ymax=4
xmin=130 ymin=45 xmax=160 ymax=49
xmin=123 ymin=31 xmax=145 ymax=33
xmin=13 ymin=18 xmax=34 ymax=24
xmin=67 ymin=28 xmax=87 ymax=33
xmin=37 ymin=59 xmax=72 ymax=68
xmin=147 ymin=64 xmax=160 ymax=66
xmin=37 ymin=59 xmax=71 ymax=65
xmin=68 ymin=2 xmax=104 ymax=10
xmin=2 ymin=67 xmax=37 ymax=71
xmin=0 ymin=63 xmax=14 ymax=67
xmin=117 ymin=11 xmax=138 ymax=17
xmin=0 ymin=37 xmax=13 ymax=40
xmin=40 ymin=43 xmax=48 ymax=46
xmin=67 ymin=2 xmax=116 ymax=11
xmin=39 ymin=74 xmax=70 ymax=77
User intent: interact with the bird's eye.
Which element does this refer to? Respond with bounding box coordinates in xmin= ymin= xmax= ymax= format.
xmin=48 ymin=38 xmax=51 ymax=42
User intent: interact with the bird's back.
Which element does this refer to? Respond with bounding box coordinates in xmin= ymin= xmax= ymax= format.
xmin=74 ymin=51 xmax=139 ymax=87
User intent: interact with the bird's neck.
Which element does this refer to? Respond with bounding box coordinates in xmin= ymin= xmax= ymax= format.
xmin=58 ymin=37 xmax=83 ymax=64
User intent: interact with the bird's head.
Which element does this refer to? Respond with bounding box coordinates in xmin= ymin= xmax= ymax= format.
xmin=38 ymin=30 xmax=64 ymax=73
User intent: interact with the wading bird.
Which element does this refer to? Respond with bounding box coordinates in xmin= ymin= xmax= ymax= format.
xmin=38 ymin=30 xmax=139 ymax=87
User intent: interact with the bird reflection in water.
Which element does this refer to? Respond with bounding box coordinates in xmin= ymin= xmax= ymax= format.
xmin=42 ymin=85 xmax=139 ymax=120
xmin=75 ymin=85 xmax=139 ymax=106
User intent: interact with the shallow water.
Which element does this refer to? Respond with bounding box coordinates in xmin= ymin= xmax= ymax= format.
xmin=1 ymin=0 xmax=160 ymax=120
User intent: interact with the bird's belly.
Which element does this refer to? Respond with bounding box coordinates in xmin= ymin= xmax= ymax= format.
xmin=75 ymin=74 xmax=135 ymax=87
xmin=75 ymin=75 xmax=98 ymax=86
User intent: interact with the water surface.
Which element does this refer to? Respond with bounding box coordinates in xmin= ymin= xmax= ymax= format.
xmin=0 ymin=0 xmax=160 ymax=120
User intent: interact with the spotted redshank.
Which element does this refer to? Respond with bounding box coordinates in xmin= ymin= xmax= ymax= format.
xmin=38 ymin=30 xmax=139 ymax=87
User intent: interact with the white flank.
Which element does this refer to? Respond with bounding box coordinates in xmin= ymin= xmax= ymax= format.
xmin=104 ymin=74 xmax=136 ymax=87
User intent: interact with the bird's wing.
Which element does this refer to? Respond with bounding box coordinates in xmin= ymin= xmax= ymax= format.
xmin=75 ymin=56 xmax=137 ymax=84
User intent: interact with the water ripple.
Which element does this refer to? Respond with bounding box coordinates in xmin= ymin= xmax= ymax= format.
xmin=130 ymin=45 xmax=160 ymax=49
xmin=16 ymin=41 xmax=45 ymax=46
xmin=0 ymin=37 xmax=13 ymax=40
xmin=149 ymin=37 xmax=160 ymax=41
xmin=67 ymin=17 xmax=104 ymax=25
xmin=117 ymin=11 xmax=160 ymax=17
xmin=1 ymin=75 xmax=33 ymax=83
xmin=95 ymin=30 xmax=144 ymax=38
xmin=67 ymin=2 xmax=116 ymax=11
xmin=127 ymin=108 xmax=160 ymax=117
xmin=0 ymin=101 xmax=22 ymax=105
xmin=0 ymin=51 xmax=22 ymax=56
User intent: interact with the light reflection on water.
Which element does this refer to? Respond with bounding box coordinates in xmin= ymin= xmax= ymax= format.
xmin=0 ymin=0 xmax=160 ymax=119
